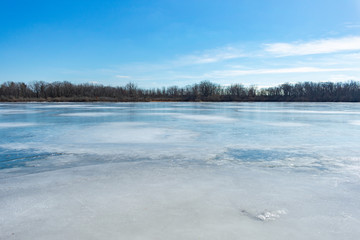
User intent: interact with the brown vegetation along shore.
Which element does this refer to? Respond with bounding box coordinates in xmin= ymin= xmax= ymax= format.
xmin=1 ymin=80 xmax=360 ymax=102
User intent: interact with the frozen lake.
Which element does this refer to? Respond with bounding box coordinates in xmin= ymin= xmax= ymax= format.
xmin=1 ymin=102 xmax=360 ymax=240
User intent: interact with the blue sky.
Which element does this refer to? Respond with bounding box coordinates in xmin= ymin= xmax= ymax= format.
xmin=1 ymin=0 xmax=360 ymax=88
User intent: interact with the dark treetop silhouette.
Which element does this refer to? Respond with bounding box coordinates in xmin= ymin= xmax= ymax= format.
xmin=1 ymin=80 xmax=360 ymax=102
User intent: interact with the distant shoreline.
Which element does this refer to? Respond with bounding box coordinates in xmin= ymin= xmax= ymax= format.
xmin=1 ymin=80 xmax=360 ymax=102
xmin=1 ymin=99 xmax=359 ymax=103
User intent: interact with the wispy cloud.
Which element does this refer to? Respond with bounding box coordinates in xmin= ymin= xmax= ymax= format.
xmin=328 ymin=74 xmax=360 ymax=82
xmin=115 ymin=75 xmax=130 ymax=79
xmin=265 ymin=36 xmax=360 ymax=56
xmin=188 ymin=67 xmax=357 ymax=79
xmin=345 ymin=23 xmax=360 ymax=29
xmin=175 ymin=46 xmax=244 ymax=65
xmin=88 ymin=81 xmax=100 ymax=85
xmin=54 ymin=38 xmax=360 ymax=88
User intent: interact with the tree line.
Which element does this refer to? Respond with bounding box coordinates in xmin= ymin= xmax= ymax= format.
xmin=1 ymin=80 xmax=360 ymax=102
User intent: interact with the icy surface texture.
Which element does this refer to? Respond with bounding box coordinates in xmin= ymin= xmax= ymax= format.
xmin=1 ymin=102 xmax=360 ymax=240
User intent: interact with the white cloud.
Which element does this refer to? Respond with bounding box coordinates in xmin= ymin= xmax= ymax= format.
xmin=202 ymin=67 xmax=355 ymax=78
xmin=265 ymin=36 xmax=360 ymax=56
xmin=175 ymin=46 xmax=244 ymax=65
xmin=328 ymin=74 xmax=360 ymax=82
xmin=339 ymin=52 xmax=360 ymax=59
xmin=115 ymin=75 xmax=130 ymax=79
xmin=88 ymin=81 xmax=100 ymax=85
xmin=53 ymin=37 xmax=359 ymax=88
xmin=345 ymin=24 xmax=360 ymax=29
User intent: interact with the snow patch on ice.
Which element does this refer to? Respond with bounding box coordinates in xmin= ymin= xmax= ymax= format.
xmin=176 ymin=114 xmax=235 ymax=122
xmin=0 ymin=122 xmax=37 ymax=128
xmin=0 ymin=109 xmax=39 ymax=115
xmin=58 ymin=112 xmax=118 ymax=117
xmin=266 ymin=122 xmax=310 ymax=127
xmin=349 ymin=120 xmax=360 ymax=126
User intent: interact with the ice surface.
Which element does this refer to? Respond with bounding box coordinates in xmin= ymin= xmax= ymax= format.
xmin=265 ymin=122 xmax=310 ymax=127
xmin=58 ymin=112 xmax=119 ymax=117
xmin=143 ymin=112 xmax=235 ymax=122
xmin=175 ymin=114 xmax=235 ymax=122
xmin=0 ymin=122 xmax=37 ymax=128
xmin=237 ymin=109 xmax=360 ymax=115
xmin=349 ymin=120 xmax=360 ymax=126
xmin=0 ymin=109 xmax=40 ymax=114
xmin=33 ymin=104 xmax=128 ymax=109
xmin=1 ymin=102 xmax=360 ymax=240
xmin=32 ymin=104 xmax=90 ymax=108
